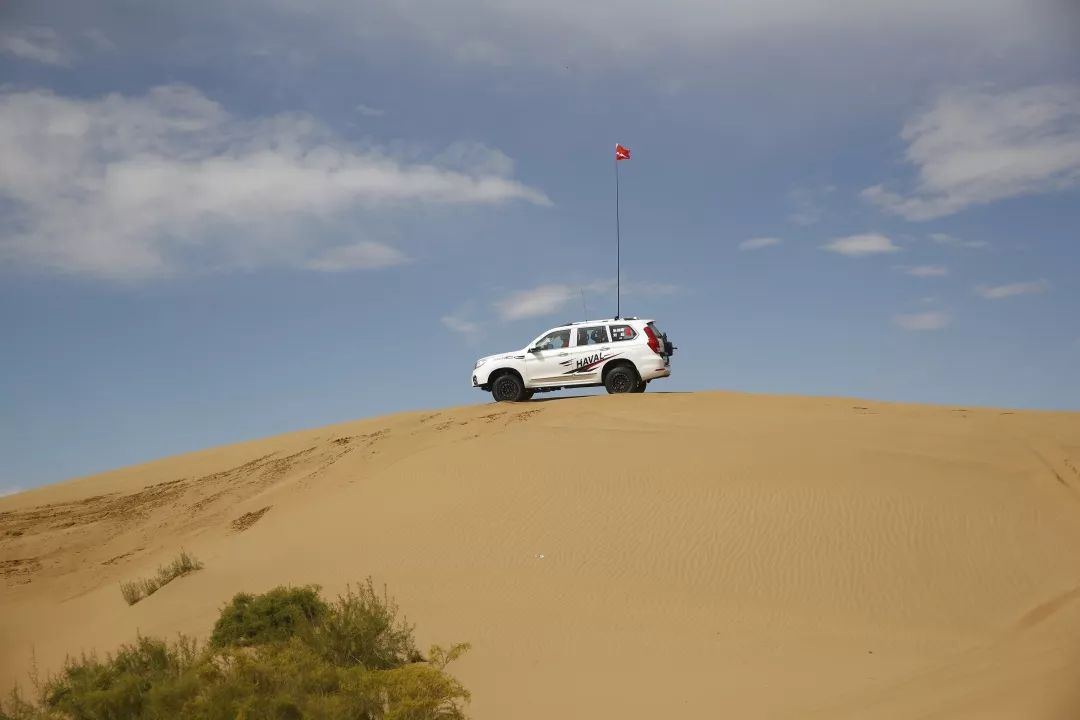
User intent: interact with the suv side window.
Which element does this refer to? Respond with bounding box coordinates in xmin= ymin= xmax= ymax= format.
xmin=576 ymin=326 xmax=609 ymax=346
xmin=535 ymin=329 xmax=571 ymax=351
xmin=609 ymin=324 xmax=636 ymax=342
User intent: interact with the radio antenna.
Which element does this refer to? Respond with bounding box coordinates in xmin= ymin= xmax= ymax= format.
xmin=615 ymin=150 xmax=620 ymax=320
xmin=613 ymin=143 xmax=631 ymax=320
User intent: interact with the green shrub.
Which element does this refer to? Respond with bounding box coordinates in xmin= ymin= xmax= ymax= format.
xmin=43 ymin=636 xmax=200 ymax=720
xmin=315 ymin=579 xmax=420 ymax=669
xmin=119 ymin=550 xmax=203 ymax=606
xmin=4 ymin=581 xmax=470 ymax=720
xmin=210 ymin=585 xmax=328 ymax=648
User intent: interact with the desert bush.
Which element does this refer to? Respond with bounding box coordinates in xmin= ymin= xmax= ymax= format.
xmin=0 ymin=688 xmax=41 ymax=720
xmin=119 ymin=550 xmax=203 ymax=606
xmin=3 ymin=581 xmax=470 ymax=720
xmin=210 ymin=585 xmax=328 ymax=648
xmin=43 ymin=636 xmax=200 ymax=720
xmin=165 ymin=549 xmax=202 ymax=577
xmin=118 ymin=581 xmax=146 ymax=606
xmin=315 ymin=579 xmax=420 ymax=669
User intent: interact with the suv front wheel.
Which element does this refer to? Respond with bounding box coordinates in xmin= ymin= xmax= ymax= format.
xmin=491 ymin=373 xmax=528 ymax=402
xmin=604 ymin=366 xmax=639 ymax=394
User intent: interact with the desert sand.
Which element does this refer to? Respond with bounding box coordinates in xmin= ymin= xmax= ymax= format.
xmin=2 ymin=391 xmax=1080 ymax=718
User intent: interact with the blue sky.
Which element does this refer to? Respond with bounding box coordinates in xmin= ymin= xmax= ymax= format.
xmin=2 ymin=0 xmax=1079 ymax=492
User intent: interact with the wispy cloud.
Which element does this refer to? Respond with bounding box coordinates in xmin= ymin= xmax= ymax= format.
xmin=787 ymin=186 xmax=835 ymax=226
xmin=441 ymin=299 xmax=485 ymax=337
xmin=494 ymin=279 xmax=678 ymax=321
xmin=304 ymin=242 xmax=408 ymax=271
xmin=496 ymin=285 xmax=579 ymax=320
xmin=738 ymin=237 xmax=782 ymax=251
xmin=821 ymin=233 xmax=900 ymax=256
xmin=0 ymin=486 xmax=22 ymax=498
xmin=433 ymin=141 xmax=517 ymax=178
xmin=355 ymin=103 xmax=385 ymax=117
xmin=929 ymin=232 xmax=988 ymax=249
xmin=975 ymin=279 xmax=1051 ymax=299
xmin=865 ymin=85 xmax=1080 ymax=220
xmin=441 ymin=314 xmax=481 ymax=336
xmin=0 ymin=27 xmax=71 ymax=66
xmin=287 ymin=0 xmax=1058 ymax=78
xmin=83 ymin=29 xmax=116 ymax=52
xmin=894 ymin=311 xmax=951 ymax=331
xmin=630 ymin=282 xmax=681 ymax=297
xmin=0 ymin=85 xmax=550 ymax=279
xmin=899 ymin=265 xmax=948 ymax=277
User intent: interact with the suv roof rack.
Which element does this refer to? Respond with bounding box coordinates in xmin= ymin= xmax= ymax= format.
xmin=562 ymin=316 xmax=639 ymax=326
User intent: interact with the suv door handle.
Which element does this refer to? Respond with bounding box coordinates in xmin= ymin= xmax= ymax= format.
xmin=558 ymin=352 xmax=568 ymax=356
xmin=599 ymin=346 xmax=610 ymax=351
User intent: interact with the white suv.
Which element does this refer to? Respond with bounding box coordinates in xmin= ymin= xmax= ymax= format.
xmin=472 ymin=317 xmax=675 ymax=402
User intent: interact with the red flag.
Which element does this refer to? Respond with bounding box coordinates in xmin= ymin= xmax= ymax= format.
xmin=615 ymin=143 xmax=631 ymax=161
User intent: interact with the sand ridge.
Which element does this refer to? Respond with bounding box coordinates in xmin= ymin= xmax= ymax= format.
xmin=2 ymin=391 xmax=1079 ymax=718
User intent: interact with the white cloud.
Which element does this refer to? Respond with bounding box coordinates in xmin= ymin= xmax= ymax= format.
xmin=975 ymin=279 xmax=1051 ymax=299
xmin=821 ymin=233 xmax=900 ymax=256
xmin=900 ymin=265 xmax=948 ymax=277
xmin=285 ymin=0 xmax=1057 ymax=75
xmin=865 ymin=85 xmax=1080 ymax=220
xmin=442 ymin=300 xmax=485 ymax=337
xmin=630 ymin=282 xmax=681 ymax=297
xmin=496 ymin=285 xmax=579 ymax=321
xmin=0 ymin=27 xmax=70 ymax=66
xmin=304 ymin=241 xmax=408 ymax=271
xmin=441 ymin=314 xmax=481 ymax=336
xmin=494 ymin=279 xmax=677 ymax=321
xmin=787 ymin=185 xmax=835 ymax=226
xmin=738 ymin=237 xmax=782 ymax=251
xmin=0 ymin=85 xmax=550 ymax=279
xmin=355 ymin=103 xmax=385 ymax=117
xmin=83 ymin=29 xmax=117 ymax=52
xmin=930 ymin=232 xmax=988 ymax=249
xmin=894 ymin=311 xmax=951 ymax=331
xmin=0 ymin=486 xmax=22 ymax=498
xmin=434 ymin=141 xmax=516 ymax=178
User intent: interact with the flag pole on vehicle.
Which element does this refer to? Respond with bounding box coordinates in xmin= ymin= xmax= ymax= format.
xmin=614 ymin=142 xmax=630 ymax=319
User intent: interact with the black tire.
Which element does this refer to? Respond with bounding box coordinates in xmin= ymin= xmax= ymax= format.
xmin=491 ymin=373 xmax=526 ymax=402
xmin=604 ymin=365 xmax=638 ymax=394
xmin=522 ymin=390 xmax=535 ymax=401
xmin=631 ymin=380 xmax=647 ymax=393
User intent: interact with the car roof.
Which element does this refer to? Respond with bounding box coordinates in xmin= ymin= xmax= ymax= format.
xmin=557 ymin=317 xmax=650 ymax=327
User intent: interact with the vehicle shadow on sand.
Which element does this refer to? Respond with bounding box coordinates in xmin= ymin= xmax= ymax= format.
xmin=524 ymin=391 xmax=690 ymax=404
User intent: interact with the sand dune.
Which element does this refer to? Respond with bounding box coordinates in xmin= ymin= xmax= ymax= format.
xmin=2 ymin=391 xmax=1080 ymax=718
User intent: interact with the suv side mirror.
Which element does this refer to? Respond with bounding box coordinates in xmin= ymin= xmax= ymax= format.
xmin=528 ymin=346 xmax=543 ymax=353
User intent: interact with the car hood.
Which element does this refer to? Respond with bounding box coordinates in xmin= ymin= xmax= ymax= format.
xmin=477 ymin=350 xmax=525 ymax=363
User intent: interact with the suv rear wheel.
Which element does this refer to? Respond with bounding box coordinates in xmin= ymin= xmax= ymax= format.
xmin=631 ymin=380 xmax=647 ymax=393
xmin=604 ymin=365 xmax=638 ymax=394
xmin=492 ymin=373 xmax=527 ymax=402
